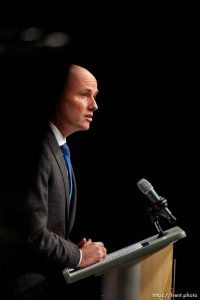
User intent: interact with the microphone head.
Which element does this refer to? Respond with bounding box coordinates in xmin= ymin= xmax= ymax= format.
xmin=137 ymin=178 xmax=153 ymax=194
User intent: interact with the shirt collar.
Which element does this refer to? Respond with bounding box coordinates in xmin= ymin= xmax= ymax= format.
xmin=49 ymin=122 xmax=66 ymax=146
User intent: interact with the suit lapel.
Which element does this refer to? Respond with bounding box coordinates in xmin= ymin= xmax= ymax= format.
xmin=45 ymin=128 xmax=77 ymax=235
xmin=68 ymin=171 xmax=77 ymax=233
xmin=45 ymin=129 xmax=71 ymax=216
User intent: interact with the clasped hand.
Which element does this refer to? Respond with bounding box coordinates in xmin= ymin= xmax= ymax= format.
xmin=78 ymin=238 xmax=107 ymax=268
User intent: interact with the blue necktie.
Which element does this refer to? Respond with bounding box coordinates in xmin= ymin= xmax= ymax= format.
xmin=60 ymin=143 xmax=73 ymax=201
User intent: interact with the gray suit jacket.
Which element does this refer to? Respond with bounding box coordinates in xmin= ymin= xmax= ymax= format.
xmin=0 ymin=128 xmax=80 ymax=296
xmin=27 ymin=128 xmax=80 ymax=265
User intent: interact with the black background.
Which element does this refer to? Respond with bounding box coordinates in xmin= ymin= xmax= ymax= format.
xmin=1 ymin=5 xmax=199 ymax=298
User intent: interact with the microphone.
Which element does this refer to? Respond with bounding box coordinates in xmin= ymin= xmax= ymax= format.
xmin=137 ymin=178 xmax=176 ymax=222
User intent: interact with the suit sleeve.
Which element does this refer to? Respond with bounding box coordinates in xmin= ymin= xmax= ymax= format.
xmin=26 ymin=144 xmax=80 ymax=269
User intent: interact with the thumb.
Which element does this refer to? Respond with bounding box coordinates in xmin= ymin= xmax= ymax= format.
xmin=78 ymin=238 xmax=87 ymax=248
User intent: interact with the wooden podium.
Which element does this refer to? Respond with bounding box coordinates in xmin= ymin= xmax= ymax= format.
xmin=63 ymin=226 xmax=186 ymax=300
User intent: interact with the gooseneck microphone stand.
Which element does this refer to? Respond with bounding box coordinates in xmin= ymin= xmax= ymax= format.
xmin=148 ymin=197 xmax=177 ymax=237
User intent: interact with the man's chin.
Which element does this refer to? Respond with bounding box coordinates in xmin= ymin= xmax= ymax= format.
xmin=78 ymin=124 xmax=90 ymax=131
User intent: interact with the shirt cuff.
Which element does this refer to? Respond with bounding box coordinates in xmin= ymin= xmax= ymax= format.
xmin=77 ymin=249 xmax=82 ymax=267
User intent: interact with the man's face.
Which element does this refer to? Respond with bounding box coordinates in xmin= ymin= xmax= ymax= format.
xmin=56 ymin=67 xmax=98 ymax=136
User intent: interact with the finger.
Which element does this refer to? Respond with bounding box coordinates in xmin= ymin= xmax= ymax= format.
xmin=92 ymin=242 xmax=104 ymax=247
xmin=85 ymin=238 xmax=92 ymax=245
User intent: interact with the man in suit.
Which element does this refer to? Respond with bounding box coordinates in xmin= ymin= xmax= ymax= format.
xmin=0 ymin=64 xmax=107 ymax=299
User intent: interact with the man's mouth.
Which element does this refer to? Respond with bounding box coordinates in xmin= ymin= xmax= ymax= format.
xmin=85 ymin=114 xmax=93 ymax=122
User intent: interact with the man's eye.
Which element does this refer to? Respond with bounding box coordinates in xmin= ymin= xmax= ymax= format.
xmin=81 ymin=92 xmax=88 ymax=97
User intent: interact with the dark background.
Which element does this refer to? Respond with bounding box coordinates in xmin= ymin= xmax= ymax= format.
xmin=1 ymin=5 xmax=198 ymax=298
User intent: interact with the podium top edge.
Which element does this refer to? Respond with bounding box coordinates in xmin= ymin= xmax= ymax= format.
xmin=62 ymin=226 xmax=186 ymax=284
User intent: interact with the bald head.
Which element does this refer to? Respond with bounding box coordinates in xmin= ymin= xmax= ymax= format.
xmin=66 ymin=64 xmax=97 ymax=90
xmin=52 ymin=64 xmax=98 ymax=137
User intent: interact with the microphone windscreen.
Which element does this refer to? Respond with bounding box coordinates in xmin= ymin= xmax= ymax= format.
xmin=137 ymin=178 xmax=152 ymax=194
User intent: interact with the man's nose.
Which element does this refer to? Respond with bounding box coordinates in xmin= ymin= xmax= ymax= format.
xmin=89 ymin=98 xmax=98 ymax=111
